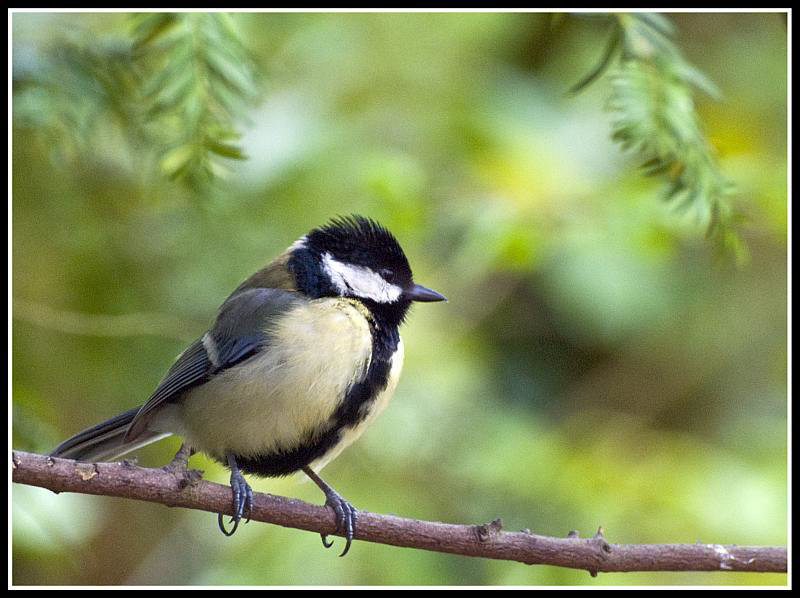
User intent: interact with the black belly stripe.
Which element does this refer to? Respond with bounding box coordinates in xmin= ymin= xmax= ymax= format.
xmin=332 ymin=350 xmax=393 ymax=427
xmin=228 ymin=319 xmax=400 ymax=478
xmin=232 ymin=427 xmax=343 ymax=477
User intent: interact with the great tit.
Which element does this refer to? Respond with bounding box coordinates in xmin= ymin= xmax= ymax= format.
xmin=50 ymin=215 xmax=446 ymax=555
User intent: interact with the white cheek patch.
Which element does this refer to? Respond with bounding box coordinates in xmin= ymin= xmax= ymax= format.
xmin=322 ymin=252 xmax=403 ymax=303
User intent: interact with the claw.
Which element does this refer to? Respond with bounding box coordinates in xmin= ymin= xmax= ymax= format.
xmin=218 ymin=512 xmax=240 ymax=536
xmin=320 ymin=535 xmax=335 ymax=549
xmin=303 ymin=466 xmax=358 ymax=557
xmin=320 ymin=488 xmax=358 ymax=556
xmin=218 ymin=454 xmax=253 ymax=537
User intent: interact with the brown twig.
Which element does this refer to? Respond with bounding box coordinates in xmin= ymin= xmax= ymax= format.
xmin=11 ymin=450 xmax=787 ymax=575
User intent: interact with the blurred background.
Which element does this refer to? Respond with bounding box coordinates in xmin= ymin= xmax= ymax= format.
xmin=11 ymin=11 xmax=787 ymax=586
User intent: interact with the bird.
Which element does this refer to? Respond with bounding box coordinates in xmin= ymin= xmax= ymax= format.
xmin=49 ymin=215 xmax=446 ymax=556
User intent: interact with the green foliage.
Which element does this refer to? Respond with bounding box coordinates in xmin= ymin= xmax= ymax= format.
xmin=131 ymin=13 xmax=259 ymax=189
xmin=12 ymin=13 xmax=260 ymax=191
xmin=573 ymin=13 xmax=745 ymax=263
xmin=13 ymin=36 xmax=140 ymax=162
xmin=13 ymin=11 xmax=742 ymax=257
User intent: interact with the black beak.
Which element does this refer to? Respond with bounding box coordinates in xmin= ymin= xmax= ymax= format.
xmin=405 ymin=283 xmax=447 ymax=302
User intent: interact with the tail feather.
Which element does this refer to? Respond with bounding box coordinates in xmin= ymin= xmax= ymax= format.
xmin=50 ymin=406 xmax=171 ymax=462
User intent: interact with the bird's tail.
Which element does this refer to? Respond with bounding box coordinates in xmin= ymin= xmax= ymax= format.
xmin=49 ymin=406 xmax=171 ymax=462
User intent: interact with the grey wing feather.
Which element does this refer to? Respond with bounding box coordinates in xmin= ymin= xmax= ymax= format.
xmin=125 ymin=340 xmax=212 ymax=439
xmin=125 ymin=287 xmax=300 ymax=440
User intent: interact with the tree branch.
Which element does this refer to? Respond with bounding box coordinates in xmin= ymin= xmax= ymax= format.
xmin=11 ymin=450 xmax=787 ymax=575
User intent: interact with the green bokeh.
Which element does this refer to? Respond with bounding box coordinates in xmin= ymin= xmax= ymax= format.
xmin=11 ymin=11 xmax=787 ymax=586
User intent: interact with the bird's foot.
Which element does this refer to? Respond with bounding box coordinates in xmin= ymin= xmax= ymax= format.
xmin=302 ymin=466 xmax=358 ymax=556
xmin=320 ymin=486 xmax=358 ymax=557
xmin=218 ymin=458 xmax=254 ymax=537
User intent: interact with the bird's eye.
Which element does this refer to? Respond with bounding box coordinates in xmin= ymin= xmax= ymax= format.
xmin=379 ymin=268 xmax=396 ymax=282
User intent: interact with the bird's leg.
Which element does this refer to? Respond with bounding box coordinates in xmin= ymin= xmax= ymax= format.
xmin=162 ymin=443 xmax=203 ymax=489
xmin=302 ymin=466 xmax=358 ymax=557
xmin=163 ymin=443 xmax=195 ymax=474
xmin=218 ymin=453 xmax=254 ymax=537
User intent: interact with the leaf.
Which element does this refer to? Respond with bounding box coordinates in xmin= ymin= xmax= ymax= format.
xmin=569 ymin=25 xmax=622 ymax=94
xmin=160 ymin=143 xmax=196 ymax=176
xmin=132 ymin=13 xmax=180 ymax=51
xmin=632 ymin=12 xmax=676 ymax=38
xmin=675 ymin=61 xmax=722 ymax=100
xmin=640 ymin=156 xmax=674 ymax=177
xmin=205 ymin=139 xmax=247 ymax=160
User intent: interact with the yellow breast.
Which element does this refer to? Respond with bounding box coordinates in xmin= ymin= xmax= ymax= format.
xmin=166 ymin=297 xmax=382 ymax=460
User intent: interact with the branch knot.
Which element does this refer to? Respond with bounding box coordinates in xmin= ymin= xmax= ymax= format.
xmin=475 ymin=518 xmax=503 ymax=542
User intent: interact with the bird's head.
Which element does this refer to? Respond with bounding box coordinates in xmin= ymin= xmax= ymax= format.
xmin=287 ymin=216 xmax=445 ymax=326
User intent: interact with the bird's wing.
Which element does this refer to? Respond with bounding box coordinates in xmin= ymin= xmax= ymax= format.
xmin=125 ymin=288 xmax=301 ymax=440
